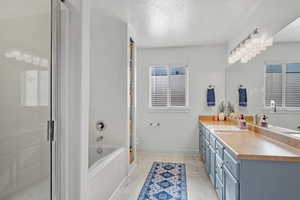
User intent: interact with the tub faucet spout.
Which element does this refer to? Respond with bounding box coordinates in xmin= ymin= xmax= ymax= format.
xmin=97 ymin=147 xmax=103 ymax=154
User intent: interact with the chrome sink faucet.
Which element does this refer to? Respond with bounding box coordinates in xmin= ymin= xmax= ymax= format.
xmin=96 ymin=136 xmax=104 ymax=153
xmin=270 ymin=100 xmax=277 ymax=113
xmin=255 ymin=113 xmax=269 ymax=125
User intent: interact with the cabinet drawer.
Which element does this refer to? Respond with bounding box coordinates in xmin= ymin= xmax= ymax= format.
xmin=210 ymin=133 xmax=216 ymax=148
xmin=224 ymin=150 xmax=239 ymax=179
xmin=216 ymin=175 xmax=224 ymax=200
xmin=209 ymin=146 xmax=216 ymax=186
xmin=215 ymin=155 xmax=223 ymax=182
xmin=215 ymin=140 xmax=224 ymax=159
xmin=199 ymin=125 xmax=204 ymax=135
xmin=205 ymin=144 xmax=211 ymax=173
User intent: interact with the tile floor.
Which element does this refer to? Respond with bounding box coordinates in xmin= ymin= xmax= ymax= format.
xmin=110 ymin=152 xmax=218 ymax=200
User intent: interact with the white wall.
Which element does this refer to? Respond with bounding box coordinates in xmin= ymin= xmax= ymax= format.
xmin=226 ymin=42 xmax=300 ymax=130
xmin=61 ymin=0 xmax=90 ymax=200
xmin=88 ymin=8 xmax=129 ymax=199
xmin=136 ymin=45 xmax=227 ymax=153
xmin=89 ymin=11 xmax=128 ymax=149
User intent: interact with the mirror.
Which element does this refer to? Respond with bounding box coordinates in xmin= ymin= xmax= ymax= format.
xmin=226 ymin=17 xmax=300 ymax=137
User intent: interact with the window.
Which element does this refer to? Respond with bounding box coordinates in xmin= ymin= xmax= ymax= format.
xmin=265 ymin=63 xmax=300 ymax=109
xmin=150 ymin=65 xmax=188 ymax=109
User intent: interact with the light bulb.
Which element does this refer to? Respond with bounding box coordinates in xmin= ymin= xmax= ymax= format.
xmin=265 ymin=37 xmax=273 ymax=47
xmin=11 ymin=51 xmax=21 ymax=58
xmin=16 ymin=53 xmax=24 ymax=61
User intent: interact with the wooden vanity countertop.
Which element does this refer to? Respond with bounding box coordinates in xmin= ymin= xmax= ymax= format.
xmin=215 ymin=131 xmax=300 ymax=162
xmin=199 ymin=116 xmax=300 ymax=162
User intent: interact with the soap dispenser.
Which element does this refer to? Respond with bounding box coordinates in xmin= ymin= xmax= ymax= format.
xmin=260 ymin=115 xmax=268 ymax=128
xmin=239 ymin=114 xmax=247 ymax=129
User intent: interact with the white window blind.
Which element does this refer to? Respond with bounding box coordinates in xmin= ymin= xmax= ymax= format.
xmin=265 ymin=63 xmax=300 ymax=109
xmin=286 ymin=63 xmax=300 ymax=107
xmin=150 ymin=65 xmax=188 ymax=108
xmin=265 ymin=64 xmax=283 ymax=107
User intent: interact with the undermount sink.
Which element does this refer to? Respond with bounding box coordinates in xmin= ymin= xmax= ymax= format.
xmin=206 ymin=125 xmax=248 ymax=132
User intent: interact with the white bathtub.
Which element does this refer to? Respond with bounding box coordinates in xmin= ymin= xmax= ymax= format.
xmin=88 ymin=146 xmax=128 ymax=200
xmin=89 ymin=146 xmax=118 ymax=169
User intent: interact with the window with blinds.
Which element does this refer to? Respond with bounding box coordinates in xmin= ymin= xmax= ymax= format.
xmin=286 ymin=63 xmax=300 ymax=107
xmin=265 ymin=63 xmax=300 ymax=109
xmin=150 ymin=65 xmax=188 ymax=109
xmin=265 ymin=65 xmax=283 ymax=107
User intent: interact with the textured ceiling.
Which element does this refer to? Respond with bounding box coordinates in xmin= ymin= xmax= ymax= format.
xmin=129 ymin=0 xmax=264 ymax=47
xmin=92 ymin=0 xmax=265 ymax=47
xmin=4 ymin=0 xmax=298 ymax=48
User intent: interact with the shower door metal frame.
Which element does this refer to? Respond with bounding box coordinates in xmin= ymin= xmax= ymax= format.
xmin=50 ymin=0 xmax=64 ymax=199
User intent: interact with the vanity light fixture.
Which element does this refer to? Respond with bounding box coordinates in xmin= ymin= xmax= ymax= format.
xmin=228 ymin=28 xmax=274 ymax=64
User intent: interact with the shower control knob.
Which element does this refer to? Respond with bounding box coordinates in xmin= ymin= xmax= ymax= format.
xmin=96 ymin=121 xmax=106 ymax=131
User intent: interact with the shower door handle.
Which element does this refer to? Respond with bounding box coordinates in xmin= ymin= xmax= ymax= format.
xmin=47 ymin=120 xmax=55 ymax=142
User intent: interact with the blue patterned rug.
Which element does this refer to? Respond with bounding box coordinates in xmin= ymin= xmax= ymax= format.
xmin=137 ymin=162 xmax=187 ymax=200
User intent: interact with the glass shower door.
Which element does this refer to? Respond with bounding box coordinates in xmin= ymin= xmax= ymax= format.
xmin=0 ymin=0 xmax=53 ymax=200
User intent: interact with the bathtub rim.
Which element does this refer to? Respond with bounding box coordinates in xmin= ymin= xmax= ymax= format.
xmin=88 ymin=147 xmax=125 ymax=178
xmin=88 ymin=145 xmax=119 ymax=168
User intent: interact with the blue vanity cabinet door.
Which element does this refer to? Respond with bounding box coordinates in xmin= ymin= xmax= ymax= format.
xmin=199 ymin=124 xmax=206 ymax=161
xmin=199 ymin=126 xmax=203 ymax=155
xmin=216 ymin=140 xmax=224 ymax=159
xmin=210 ymin=133 xmax=216 ymax=148
xmin=205 ymin=128 xmax=210 ymax=142
xmin=216 ymin=175 xmax=224 ymax=200
xmin=205 ymin=141 xmax=211 ymax=174
xmin=202 ymin=138 xmax=206 ymax=162
xmin=202 ymin=136 xmax=206 ymax=160
xmin=215 ymin=155 xmax=223 ymax=183
xmin=224 ymin=165 xmax=239 ymax=200
xmin=209 ymin=145 xmax=216 ymax=187
xmin=224 ymin=150 xmax=239 ymax=179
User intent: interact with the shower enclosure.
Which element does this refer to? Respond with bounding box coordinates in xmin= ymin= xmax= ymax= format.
xmin=0 ymin=0 xmax=60 ymax=199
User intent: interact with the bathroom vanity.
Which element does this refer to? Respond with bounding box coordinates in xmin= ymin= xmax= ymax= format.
xmin=198 ymin=116 xmax=300 ymax=200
